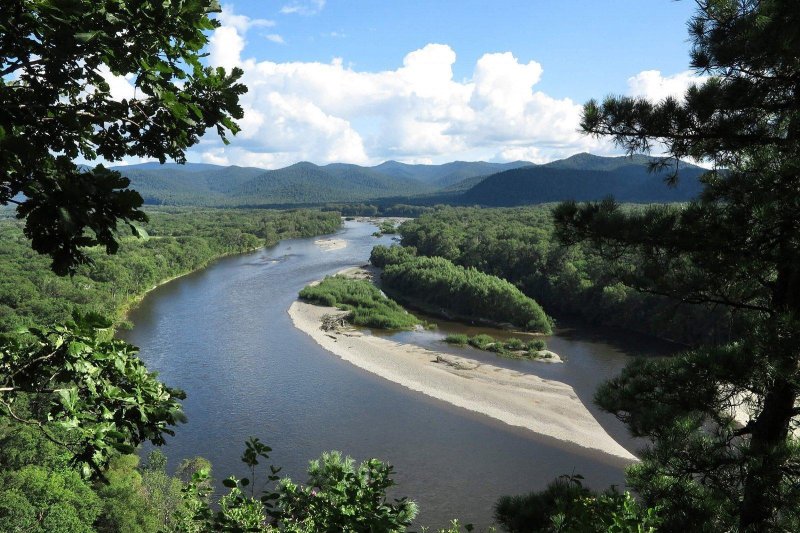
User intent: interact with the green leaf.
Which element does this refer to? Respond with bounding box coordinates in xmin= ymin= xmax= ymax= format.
xmin=75 ymin=31 xmax=100 ymax=42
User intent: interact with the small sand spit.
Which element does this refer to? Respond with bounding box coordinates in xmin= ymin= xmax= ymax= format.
xmin=314 ymin=238 xmax=348 ymax=251
xmin=289 ymin=300 xmax=637 ymax=461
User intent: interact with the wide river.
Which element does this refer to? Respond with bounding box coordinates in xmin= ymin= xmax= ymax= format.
xmin=122 ymin=220 xmax=677 ymax=529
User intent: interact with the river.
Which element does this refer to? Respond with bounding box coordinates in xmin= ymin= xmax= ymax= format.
xmin=121 ymin=219 xmax=676 ymax=529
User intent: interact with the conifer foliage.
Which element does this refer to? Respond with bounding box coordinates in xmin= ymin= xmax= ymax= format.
xmin=553 ymin=1 xmax=800 ymax=529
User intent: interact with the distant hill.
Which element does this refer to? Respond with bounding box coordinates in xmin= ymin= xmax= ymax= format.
xmin=228 ymin=162 xmax=430 ymax=204
xmin=114 ymin=161 xmax=434 ymax=206
xmin=373 ymin=160 xmax=533 ymax=189
xmin=111 ymin=154 xmax=708 ymax=207
xmin=114 ymin=163 xmax=266 ymax=205
xmin=458 ymin=156 xmax=707 ymax=206
xmin=542 ymin=152 xmax=656 ymax=171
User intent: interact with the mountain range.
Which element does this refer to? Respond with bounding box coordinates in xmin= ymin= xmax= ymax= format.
xmin=112 ymin=153 xmax=708 ymax=208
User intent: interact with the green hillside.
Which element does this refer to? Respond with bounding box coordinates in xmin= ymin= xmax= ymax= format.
xmin=112 ymin=155 xmax=708 ymax=208
xmin=373 ymin=160 xmax=532 ymax=188
xmin=116 ymin=164 xmax=266 ymax=205
xmin=457 ymin=159 xmax=708 ymax=206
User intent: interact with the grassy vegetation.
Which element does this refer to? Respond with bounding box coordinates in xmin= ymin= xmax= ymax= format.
xmin=0 ymin=208 xmax=342 ymax=333
xmin=444 ymin=333 xmax=550 ymax=360
xmin=299 ymin=276 xmax=423 ymax=330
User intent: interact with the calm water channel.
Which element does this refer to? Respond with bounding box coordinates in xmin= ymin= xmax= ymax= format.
xmin=121 ymin=220 xmax=677 ymax=529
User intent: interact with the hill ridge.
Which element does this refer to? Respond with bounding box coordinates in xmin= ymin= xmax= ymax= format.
xmin=111 ymin=154 xmax=707 ymax=207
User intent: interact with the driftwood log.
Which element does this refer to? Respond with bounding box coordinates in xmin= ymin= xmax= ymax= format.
xmin=321 ymin=313 xmax=349 ymax=331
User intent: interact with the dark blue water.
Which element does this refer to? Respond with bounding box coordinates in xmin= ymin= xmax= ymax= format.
xmin=121 ymin=220 xmax=667 ymax=529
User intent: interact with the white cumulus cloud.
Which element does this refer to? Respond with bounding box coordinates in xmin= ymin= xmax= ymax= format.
xmin=627 ymin=69 xmax=708 ymax=102
xmin=218 ymin=5 xmax=274 ymax=32
xmin=209 ymin=5 xmax=275 ymax=69
xmin=97 ymin=65 xmax=136 ymax=101
xmin=201 ymin=10 xmax=613 ymax=167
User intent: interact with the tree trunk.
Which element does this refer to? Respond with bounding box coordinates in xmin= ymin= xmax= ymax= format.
xmin=739 ymin=378 xmax=795 ymax=530
xmin=740 ymin=255 xmax=800 ymax=530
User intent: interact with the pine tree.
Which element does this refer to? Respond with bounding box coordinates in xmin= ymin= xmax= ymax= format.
xmin=553 ymin=1 xmax=800 ymax=529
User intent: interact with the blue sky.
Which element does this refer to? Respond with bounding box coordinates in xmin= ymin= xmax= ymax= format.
xmin=231 ymin=0 xmax=697 ymax=104
xmin=112 ymin=1 xmax=705 ymax=168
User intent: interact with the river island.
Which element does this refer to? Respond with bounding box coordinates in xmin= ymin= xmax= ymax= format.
xmin=288 ymin=268 xmax=638 ymax=462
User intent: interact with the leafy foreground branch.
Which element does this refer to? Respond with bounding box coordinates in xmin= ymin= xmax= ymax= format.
xmin=0 ymin=313 xmax=184 ymax=479
xmin=174 ymin=437 xmax=476 ymax=533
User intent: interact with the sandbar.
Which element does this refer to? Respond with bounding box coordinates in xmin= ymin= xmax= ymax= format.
xmin=314 ymin=238 xmax=348 ymax=251
xmin=288 ymin=300 xmax=638 ymax=461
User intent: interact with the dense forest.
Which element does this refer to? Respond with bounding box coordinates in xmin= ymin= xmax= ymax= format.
xmin=0 ymin=208 xmax=341 ymax=332
xmin=370 ymin=244 xmax=552 ymax=333
xmin=0 ymin=208 xmax=343 ymax=530
xmin=397 ymin=206 xmax=740 ymax=345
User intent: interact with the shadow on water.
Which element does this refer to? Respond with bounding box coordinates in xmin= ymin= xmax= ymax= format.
xmin=121 ymin=220 xmax=671 ymax=529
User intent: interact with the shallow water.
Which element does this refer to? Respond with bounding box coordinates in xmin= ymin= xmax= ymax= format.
xmin=121 ymin=220 xmax=675 ymax=529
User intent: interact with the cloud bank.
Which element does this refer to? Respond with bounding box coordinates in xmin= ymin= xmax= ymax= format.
xmin=100 ymin=7 xmax=709 ymax=168
xmin=204 ymin=10 xmax=616 ymax=168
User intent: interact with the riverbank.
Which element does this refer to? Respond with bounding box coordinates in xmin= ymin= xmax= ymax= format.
xmin=116 ymin=244 xmax=264 ymax=327
xmin=122 ymin=220 xmax=633 ymax=528
xmin=106 ymin=209 xmax=344 ymax=330
xmin=288 ymin=298 xmax=637 ymax=461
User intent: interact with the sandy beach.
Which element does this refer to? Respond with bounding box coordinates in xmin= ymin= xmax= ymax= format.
xmin=314 ymin=238 xmax=348 ymax=251
xmin=288 ymin=300 xmax=637 ymax=461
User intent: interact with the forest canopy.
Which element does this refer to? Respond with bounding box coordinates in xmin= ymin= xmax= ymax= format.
xmin=371 ymin=244 xmax=552 ymax=333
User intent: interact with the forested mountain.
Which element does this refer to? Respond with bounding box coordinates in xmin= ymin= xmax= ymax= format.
xmin=115 ymin=163 xmax=266 ymax=205
xmin=373 ymin=160 xmax=533 ymax=188
xmin=542 ymin=152 xmax=656 ymax=171
xmin=113 ymin=154 xmax=708 ymax=207
xmin=115 ymin=161 xmax=435 ymax=206
xmin=458 ymin=158 xmax=707 ymax=206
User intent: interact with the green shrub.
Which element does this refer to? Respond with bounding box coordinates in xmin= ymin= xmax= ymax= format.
xmin=299 ymin=276 xmax=421 ymax=330
xmin=505 ymin=337 xmax=525 ymax=350
xmin=447 ymin=333 xmax=549 ymax=360
xmin=527 ymin=339 xmax=546 ymax=351
xmin=369 ymin=245 xmax=417 ymax=268
xmin=468 ymin=334 xmax=495 ymax=350
xmin=375 ymin=220 xmax=397 ymax=235
xmin=444 ymin=334 xmax=469 ymax=346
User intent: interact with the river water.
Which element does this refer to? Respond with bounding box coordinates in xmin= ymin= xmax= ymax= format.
xmin=121 ymin=220 xmax=676 ymax=529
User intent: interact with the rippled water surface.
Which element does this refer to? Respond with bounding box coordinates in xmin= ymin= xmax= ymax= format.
xmin=121 ymin=220 xmax=676 ymax=529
